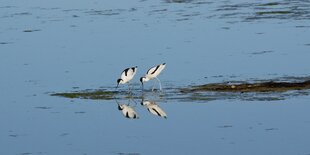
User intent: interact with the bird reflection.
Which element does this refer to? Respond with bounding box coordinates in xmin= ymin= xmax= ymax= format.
xmin=141 ymin=98 xmax=167 ymax=119
xmin=115 ymin=98 xmax=139 ymax=119
xmin=118 ymin=104 xmax=139 ymax=119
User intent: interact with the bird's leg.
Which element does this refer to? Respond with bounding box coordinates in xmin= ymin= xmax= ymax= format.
xmin=155 ymin=77 xmax=162 ymax=91
xmin=152 ymin=80 xmax=157 ymax=91
xmin=115 ymin=83 xmax=119 ymax=92
xmin=128 ymin=83 xmax=133 ymax=96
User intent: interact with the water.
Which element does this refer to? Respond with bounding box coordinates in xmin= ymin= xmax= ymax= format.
xmin=1 ymin=0 xmax=310 ymax=154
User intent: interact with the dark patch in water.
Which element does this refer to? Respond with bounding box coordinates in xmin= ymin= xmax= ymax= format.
xmin=9 ymin=134 xmax=18 ymax=137
xmin=181 ymin=12 xmax=201 ymax=17
xmin=193 ymin=1 xmax=213 ymax=5
xmin=60 ymin=133 xmax=69 ymax=137
xmin=0 ymin=6 xmax=17 ymax=9
xmin=295 ymin=25 xmax=310 ymax=28
xmin=265 ymin=128 xmax=279 ymax=131
xmin=176 ymin=18 xmax=190 ymax=21
xmin=62 ymin=9 xmax=83 ymax=12
xmin=243 ymin=96 xmax=284 ymax=101
xmin=150 ymin=9 xmax=168 ymax=12
xmin=11 ymin=12 xmax=32 ymax=17
xmin=129 ymin=8 xmax=138 ymax=12
xmin=35 ymin=7 xmax=60 ymax=11
xmin=212 ymin=75 xmax=224 ymax=78
xmin=85 ymin=9 xmax=124 ymax=16
xmin=217 ymin=3 xmax=253 ymax=11
xmin=75 ymin=111 xmax=86 ymax=114
xmin=257 ymin=2 xmax=281 ymax=6
xmin=0 ymin=42 xmax=13 ymax=45
xmin=23 ymin=29 xmax=41 ymax=32
xmin=255 ymin=11 xmax=293 ymax=15
xmin=218 ymin=125 xmax=233 ymax=128
xmin=35 ymin=106 xmax=52 ymax=109
xmin=250 ymin=50 xmax=274 ymax=55
xmin=165 ymin=0 xmax=193 ymax=3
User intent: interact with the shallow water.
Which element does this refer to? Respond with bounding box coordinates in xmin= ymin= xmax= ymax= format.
xmin=1 ymin=0 xmax=310 ymax=154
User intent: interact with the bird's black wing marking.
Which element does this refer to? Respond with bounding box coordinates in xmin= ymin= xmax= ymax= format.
xmin=126 ymin=112 xmax=130 ymax=118
xmin=147 ymin=68 xmax=152 ymax=75
xmin=151 ymin=65 xmax=160 ymax=75
xmin=151 ymin=108 xmax=161 ymax=116
xmin=124 ymin=68 xmax=130 ymax=76
xmin=131 ymin=67 xmax=136 ymax=73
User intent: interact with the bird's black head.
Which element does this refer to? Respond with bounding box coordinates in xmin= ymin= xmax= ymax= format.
xmin=118 ymin=105 xmax=122 ymax=110
xmin=140 ymin=77 xmax=145 ymax=91
xmin=140 ymin=77 xmax=145 ymax=83
xmin=117 ymin=79 xmax=122 ymax=84
xmin=116 ymin=79 xmax=123 ymax=90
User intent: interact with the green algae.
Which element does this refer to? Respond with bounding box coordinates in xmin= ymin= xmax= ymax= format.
xmin=182 ymin=80 xmax=310 ymax=93
xmin=51 ymin=90 xmax=115 ymax=100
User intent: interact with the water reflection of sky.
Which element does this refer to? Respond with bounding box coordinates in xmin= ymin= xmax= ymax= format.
xmin=1 ymin=0 xmax=310 ymax=154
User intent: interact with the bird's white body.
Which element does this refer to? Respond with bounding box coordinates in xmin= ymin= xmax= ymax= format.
xmin=116 ymin=66 xmax=137 ymax=89
xmin=140 ymin=63 xmax=166 ymax=91
xmin=141 ymin=100 xmax=167 ymax=118
xmin=144 ymin=63 xmax=166 ymax=81
xmin=118 ymin=104 xmax=139 ymax=119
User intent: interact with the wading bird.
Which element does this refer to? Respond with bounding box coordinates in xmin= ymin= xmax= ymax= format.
xmin=116 ymin=66 xmax=137 ymax=91
xmin=140 ymin=63 xmax=166 ymax=91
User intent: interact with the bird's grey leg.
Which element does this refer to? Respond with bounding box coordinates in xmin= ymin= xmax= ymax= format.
xmin=128 ymin=83 xmax=133 ymax=96
xmin=152 ymin=80 xmax=157 ymax=91
xmin=128 ymin=83 xmax=131 ymax=91
xmin=155 ymin=77 xmax=162 ymax=91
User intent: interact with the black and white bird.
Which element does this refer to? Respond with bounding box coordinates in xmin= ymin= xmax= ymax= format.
xmin=140 ymin=63 xmax=166 ymax=91
xmin=116 ymin=66 xmax=138 ymax=90
xmin=118 ymin=104 xmax=139 ymax=119
xmin=141 ymin=99 xmax=167 ymax=119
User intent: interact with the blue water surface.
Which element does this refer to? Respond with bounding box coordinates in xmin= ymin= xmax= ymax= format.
xmin=1 ymin=0 xmax=310 ymax=154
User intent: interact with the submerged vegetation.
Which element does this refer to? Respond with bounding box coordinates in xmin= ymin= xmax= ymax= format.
xmin=182 ymin=80 xmax=310 ymax=93
xmin=51 ymin=77 xmax=310 ymax=101
xmin=51 ymin=89 xmax=115 ymax=100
